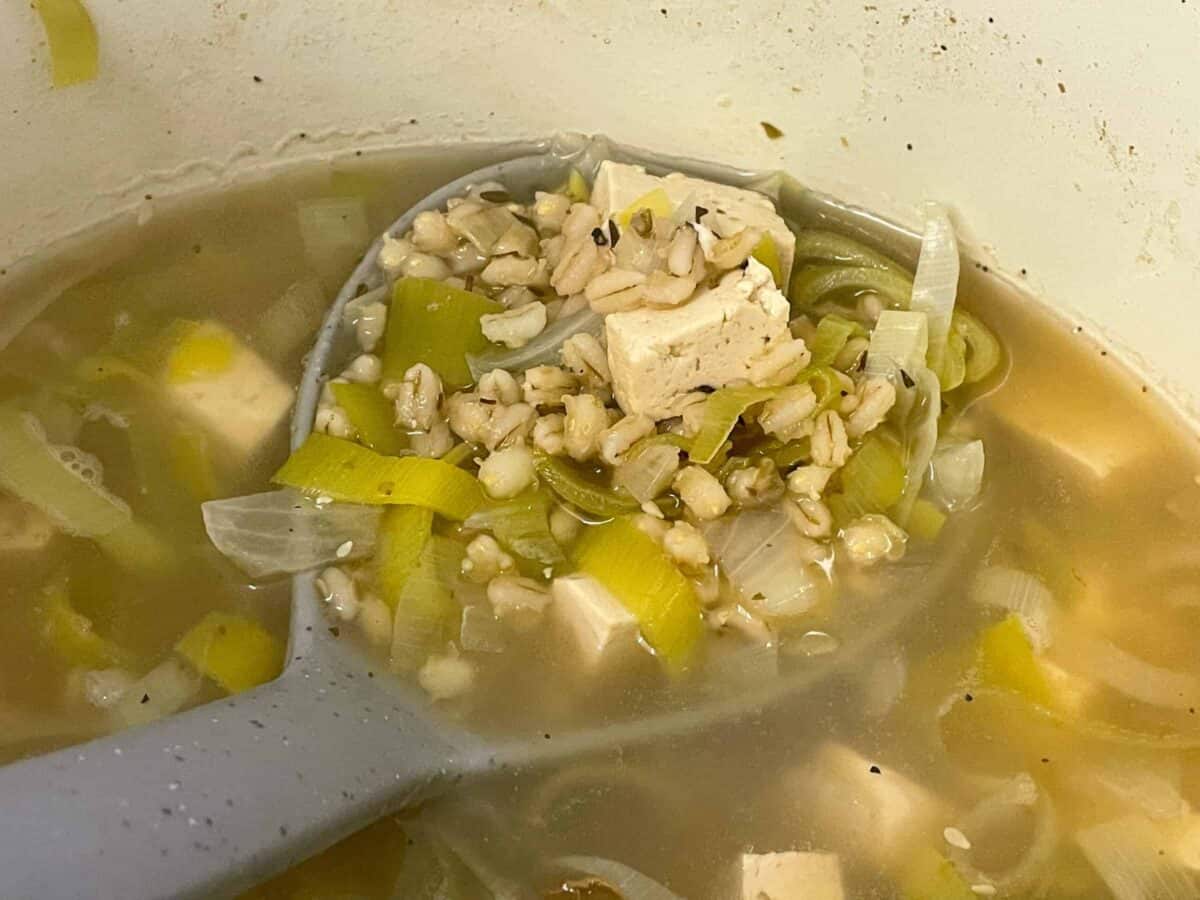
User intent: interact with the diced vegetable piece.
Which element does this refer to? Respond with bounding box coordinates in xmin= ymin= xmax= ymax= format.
xmin=897 ymin=847 xmax=976 ymax=900
xmin=836 ymin=433 xmax=906 ymax=519
xmin=751 ymin=234 xmax=784 ymax=287
xmin=741 ymin=851 xmax=844 ymax=900
xmin=573 ymin=517 xmax=702 ymax=671
xmin=563 ymin=169 xmax=590 ymax=203
xmin=797 ymin=365 xmax=846 ymax=414
xmin=789 ymin=265 xmax=913 ymax=312
xmin=33 ymin=0 xmax=99 ymax=88
xmin=532 ymin=451 xmax=640 ymax=518
xmin=202 ymin=489 xmax=381 ymax=579
xmin=615 ymin=187 xmax=673 ymax=226
xmin=464 ymin=490 xmax=564 ymax=566
xmin=37 ymin=572 xmax=132 ymax=669
xmin=977 ymin=615 xmax=1053 ymax=706
xmin=375 ymin=505 xmax=434 ymax=611
xmin=0 ymin=406 xmax=173 ymax=572
xmin=865 ymin=310 xmax=929 ymax=380
xmin=809 ymin=314 xmax=864 ymax=368
xmin=273 ymin=433 xmax=482 ymax=518
xmin=1076 ymin=815 xmax=1197 ymax=900
xmin=164 ymin=321 xmax=235 ymax=384
xmin=704 ymin=508 xmax=829 ymax=620
xmin=175 ymin=612 xmax=283 ymax=693
xmin=953 ymin=309 xmax=1002 ymax=384
xmin=467 ymin=308 xmax=603 ymax=382
xmin=929 ymin=440 xmax=985 ymax=511
xmin=908 ymin=206 xmax=960 ymax=386
xmin=550 ymin=574 xmax=639 ymax=668
xmin=614 ymin=442 xmax=682 ymax=504
xmin=112 ymin=658 xmax=201 ymax=728
xmin=330 ymin=382 xmax=406 ymax=455
xmin=390 ymin=536 xmax=464 ymax=672
xmin=906 ymin=499 xmax=946 ymax=542
xmin=382 ymin=278 xmax=502 ymax=389
xmin=970 ymin=566 xmax=1054 ymax=651
xmin=794 ymin=230 xmax=909 ymax=272
xmin=689 ymin=386 xmax=780 ymax=464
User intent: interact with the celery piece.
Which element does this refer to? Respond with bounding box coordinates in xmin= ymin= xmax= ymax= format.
xmin=906 ymin=498 xmax=947 ymax=542
xmin=953 ymin=309 xmax=1003 ymax=384
xmin=273 ymin=433 xmax=483 ymax=519
xmin=163 ymin=321 xmax=236 ymax=385
xmin=381 ymin=278 xmax=502 ymax=389
xmin=838 ymin=433 xmax=905 ymax=518
xmin=175 ymin=612 xmax=284 ymax=694
xmin=789 ymin=265 xmax=914 ymax=312
xmin=573 ymin=517 xmax=703 ymax=672
xmin=809 ymin=314 xmax=864 ymax=368
xmin=794 ymin=229 xmax=911 ymax=272
xmin=330 ymin=382 xmax=406 ymax=455
xmin=689 ymin=386 xmax=780 ymax=465
xmin=33 ymin=0 xmax=99 ymax=88
xmin=751 ymin=234 xmax=784 ymax=287
xmin=390 ymin=536 xmax=464 ymax=672
xmin=898 ymin=847 xmax=976 ymax=900
xmin=977 ymin=615 xmax=1053 ymax=707
xmin=37 ymin=571 xmax=133 ymax=670
xmin=375 ymin=505 xmax=434 ymax=611
xmin=532 ymin=451 xmax=640 ymax=518
xmin=464 ymin=489 xmax=564 ymax=566
xmin=615 ymin=188 xmax=673 ymax=226
xmin=0 ymin=406 xmax=174 ymax=572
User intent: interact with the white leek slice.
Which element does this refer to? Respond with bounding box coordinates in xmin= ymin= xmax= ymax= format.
xmin=894 ymin=368 xmax=941 ymax=524
xmin=929 ymin=439 xmax=985 ymax=510
xmin=865 ymin=310 xmax=928 ymax=381
xmin=1076 ymin=815 xmax=1197 ymax=900
xmin=1057 ymin=632 xmax=1200 ymax=711
xmin=970 ymin=566 xmax=1055 ymax=651
xmin=909 ymin=204 xmax=960 ymax=376
xmin=201 ymin=489 xmax=380 ymax=578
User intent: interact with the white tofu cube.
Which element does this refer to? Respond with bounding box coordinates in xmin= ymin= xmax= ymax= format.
xmin=605 ymin=261 xmax=792 ymax=419
xmin=0 ymin=499 xmax=56 ymax=553
xmin=785 ymin=743 xmax=945 ymax=867
xmin=163 ymin=321 xmax=295 ymax=464
xmin=591 ymin=161 xmax=796 ymax=281
xmin=741 ymin=851 xmax=844 ymax=900
xmin=551 ymin=573 xmax=638 ymax=666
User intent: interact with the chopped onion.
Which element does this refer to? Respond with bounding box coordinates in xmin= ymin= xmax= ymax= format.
xmin=111 ymin=658 xmax=202 ymax=728
xmin=555 ymin=856 xmax=684 ymax=900
xmin=467 ymin=308 xmax=603 ymax=382
xmin=613 ymin=443 xmax=681 ymax=503
xmin=894 ymin=367 xmax=941 ymax=524
xmin=459 ymin=605 xmax=506 ymax=654
xmin=1057 ymin=632 xmax=1200 ymax=711
xmin=703 ymin=508 xmax=830 ymax=619
xmin=865 ymin=310 xmax=929 ymax=381
xmin=909 ymin=205 xmax=960 ymax=376
xmin=970 ymin=566 xmax=1055 ymax=651
xmin=1076 ymin=815 xmax=1197 ymax=900
xmin=929 ymin=439 xmax=985 ymax=511
xmin=201 ymin=489 xmax=381 ymax=578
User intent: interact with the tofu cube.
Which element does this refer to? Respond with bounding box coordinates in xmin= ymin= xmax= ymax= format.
xmin=162 ymin=321 xmax=294 ymax=464
xmin=785 ymin=743 xmax=945 ymax=867
xmin=591 ymin=161 xmax=796 ymax=281
xmin=551 ymin=573 xmax=638 ymax=666
xmin=741 ymin=851 xmax=844 ymax=900
xmin=0 ymin=499 xmax=57 ymax=553
xmin=605 ymin=262 xmax=792 ymax=419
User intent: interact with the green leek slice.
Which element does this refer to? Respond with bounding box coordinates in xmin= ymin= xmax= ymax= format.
xmin=796 ymin=365 xmax=845 ymax=414
xmin=572 ymin=517 xmax=703 ymax=671
xmin=390 ymin=536 xmax=464 ymax=672
xmin=330 ymin=382 xmax=406 ymax=455
xmin=689 ymin=386 xmax=780 ymax=465
xmin=375 ymin=505 xmax=434 ymax=611
xmin=381 ymin=278 xmax=501 ymax=389
xmin=906 ymin=498 xmax=947 ymax=542
xmin=794 ymin=230 xmax=910 ymax=272
xmin=953 ymin=309 xmax=1002 ymax=384
xmin=809 ymin=314 xmax=864 ymax=368
xmin=835 ymin=432 xmax=906 ymax=519
xmin=532 ymin=451 xmax=640 ymax=518
xmin=273 ymin=433 xmax=482 ymax=519
xmin=977 ymin=615 xmax=1053 ymax=706
xmin=751 ymin=234 xmax=784 ymax=287
xmin=465 ymin=489 xmax=564 ymax=566
xmin=0 ymin=406 xmax=173 ymax=572
xmin=562 ymin=169 xmax=590 ymax=203
xmin=789 ymin=265 xmax=914 ymax=312
xmin=33 ymin=0 xmax=99 ymax=88
xmin=175 ymin=611 xmax=283 ymax=694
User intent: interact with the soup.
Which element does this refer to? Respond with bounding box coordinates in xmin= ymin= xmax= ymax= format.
xmin=1 ymin=146 xmax=1198 ymax=899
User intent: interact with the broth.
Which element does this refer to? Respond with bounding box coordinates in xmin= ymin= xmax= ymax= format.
xmin=1 ymin=146 xmax=1198 ymax=899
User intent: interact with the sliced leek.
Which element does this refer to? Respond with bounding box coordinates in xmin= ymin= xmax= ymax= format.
xmin=273 ymin=433 xmax=482 ymax=519
xmin=977 ymin=615 xmax=1054 ymax=707
xmin=573 ymin=517 xmax=702 ymax=671
xmin=38 ymin=571 xmax=132 ymax=669
xmin=789 ymin=265 xmax=913 ymax=312
xmin=953 ymin=309 xmax=1003 ymax=384
xmin=532 ymin=451 xmax=640 ymax=518
xmin=909 ymin=206 xmax=960 ymax=383
xmin=382 ymin=278 xmax=501 ymax=389
xmin=615 ymin=188 xmax=673 ymax=226
xmin=464 ymin=489 xmax=564 ymax=566
xmin=751 ymin=234 xmax=784 ymax=287
xmin=688 ymin=386 xmax=779 ymax=464
xmin=374 ymin=505 xmax=434 ymax=611
xmin=390 ymin=536 xmax=464 ymax=672
xmin=175 ymin=611 xmax=284 ymax=694
xmin=809 ymin=314 xmax=864 ymax=368
xmin=794 ymin=229 xmax=910 ymax=272
xmin=330 ymin=382 xmax=406 ymax=455
xmin=865 ymin=310 xmax=929 ymax=381
xmin=835 ymin=433 xmax=906 ymax=519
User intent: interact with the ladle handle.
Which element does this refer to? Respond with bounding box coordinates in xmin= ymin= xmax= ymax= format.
xmin=0 ymin=667 xmax=464 ymax=899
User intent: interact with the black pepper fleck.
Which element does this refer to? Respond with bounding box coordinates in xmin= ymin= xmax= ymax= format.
xmin=252 ymin=75 xmax=263 ymax=83
xmin=141 ymin=693 xmax=150 ymax=704
xmin=249 ymin=719 xmax=264 ymax=729
xmin=906 ymin=143 xmax=913 ymax=151
xmin=591 ymin=226 xmax=608 ymax=246
xmin=964 ymin=693 xmax=974 ymax=702
xmin=869 ymin=765 xmax=881 ymax=774
xmin=900 ymin=369 xmax=916 ymax=388
xmin=329 ymin=626 xmax=340 ymax=637
xmin=279 ymin=826 xmax=288 ymax=837
xmin=1041 ymin=757 xmax=1050 ymax=764
xmin=544 ymin=733 xmax=552 ymax=740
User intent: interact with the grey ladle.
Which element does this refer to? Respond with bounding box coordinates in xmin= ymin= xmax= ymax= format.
xmin=0 ymin=135 xmax=972 ymax=899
